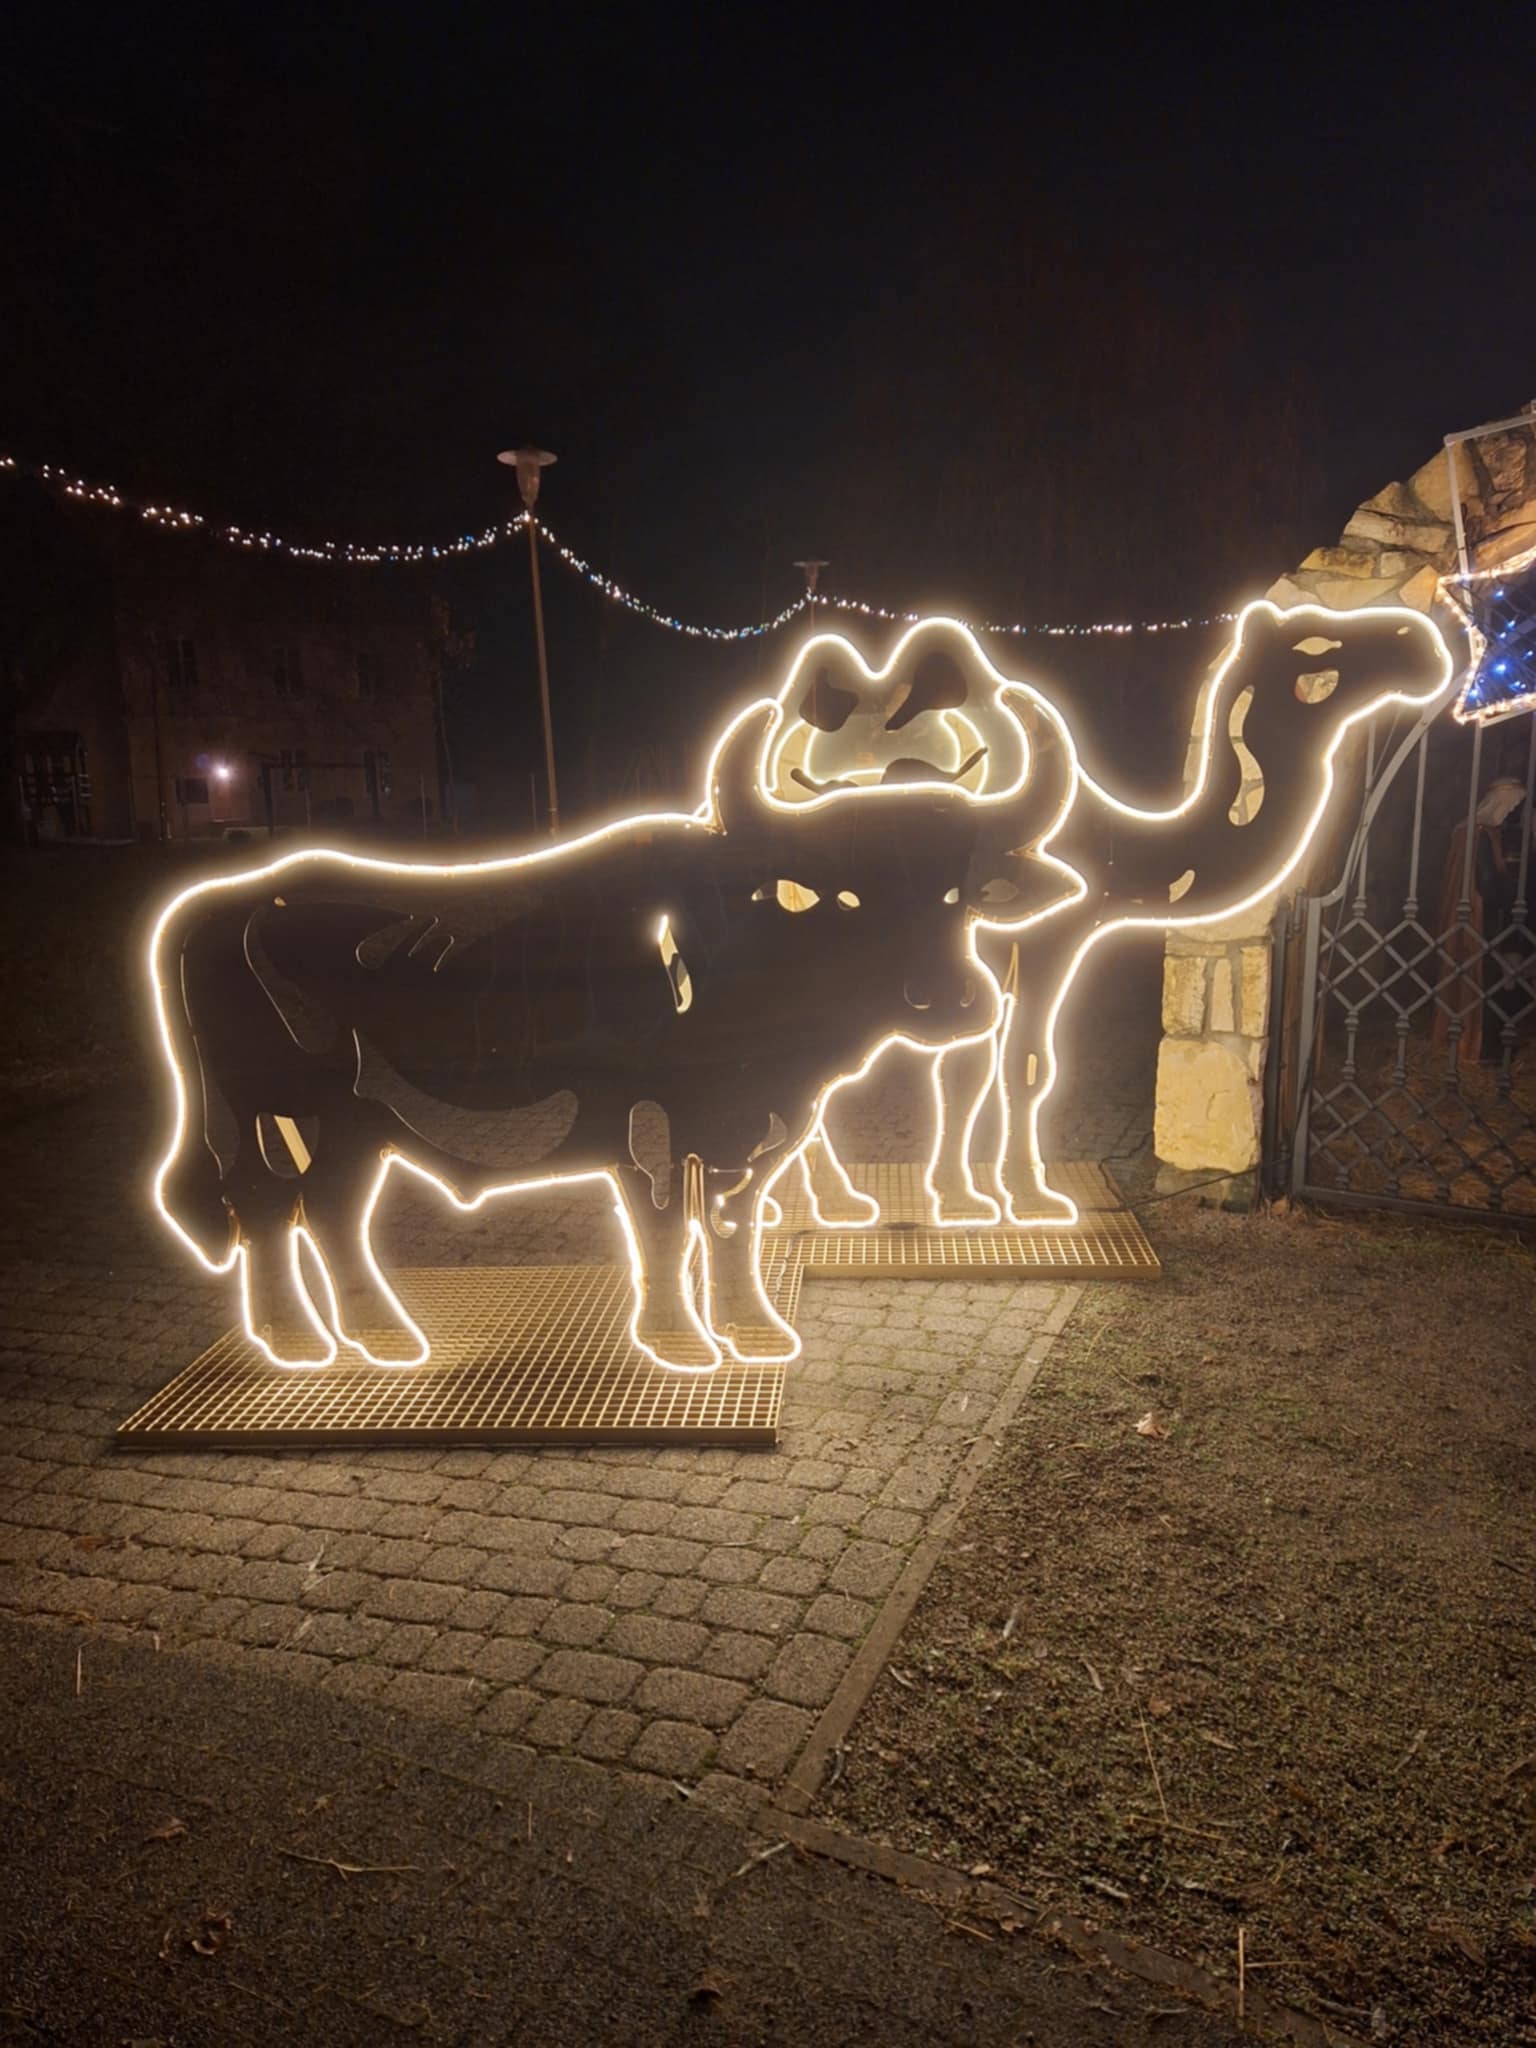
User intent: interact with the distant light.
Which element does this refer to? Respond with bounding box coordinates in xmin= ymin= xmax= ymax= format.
xmin=212 ymin=762 xmax=232 ymax=781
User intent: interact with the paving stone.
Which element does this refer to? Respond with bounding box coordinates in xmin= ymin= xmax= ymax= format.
xmin=296 ymin=1611 xmax=392 ymax=1659
xmin=477 ymin=1554 xmax=572 ymax=1599
xmin=363 ymin=1578 xmax=466 ymax=1625
xmin=608 ymin=1534 xmax=706 ymax=1577
xmin=663 ymin=1506 xmax=759 ymax=1546
xmin=766 ymin=1632 xmax=853 ymax=1708
xmin=365 ymin=1471 xmax=447 ymax=1504
xmin=757 ymin=1556 xmax=825 ymax=1597
xmin=632 ymin=1668 xmax=747 ymax=1729
xmin=538 ymin=1603 xmax=612 ymax=1649
xmin=878 ymin=1464 xmax=950 ymax=1513
xmin=377 ymin=1624 xmax=440 ymax=1669
xmin=562 ymin=1564 xmax=619 ymax=1602
xmin=479 ymin=1687 xmax=544 ymax=1736
xmin=718 ymin=1480 xmax=810 ymax=1518
xmin=857 ymin=1506 xmax=924 ymax=1547
xmin=716 ymin=1699 xmax=815 ymax=1780
xmin=697 ymin=1587 xmax=797 ymax=1636
xmin=523 ymin=1695 xmax=593 ymax=1749
xmin=610 ymin=1570 xmax=663 ymax=1610
xmin=360 ymin=1540 xmax=434 ymax=1581
xmin=417 ymin=1629 xmax=486 ymax=1675
xmin=694 ymin=1547 xmax=765 ymax=1586
xmin=470 ymin=1638 xmax=546 ymax=1686
xmin=416 ymin=1545 xmax=491 ymax=1586
xmin=796 ymin=1525 xmax=847 ymax=1561
xmin=575 ymin=1708 xmax=642 ymax=1762
xmin=382 ymin=1670 xmax=482 ymax=1720
xmin=827 ymin=1541 xmax=905 ymax=1600
xmin=368 ymin=1504 xmax=439 ymax=1540
xmin=628 ymin=1720 xmax=716 ymax=1776
xmin=698 ymin=1630 xmax=776 ymax=1681
xmin=603 ymin=1614 xmax=709 ymax=1665
xmin=550 ymin=1527 xmax=621 ymax=1562
xmin=532 ymin=1650 xmax=643 ymax=1705
xmin=610 ymin=1499 xmax=674 ymax=1534
xmin=801 ymin=1592 xmax=877 ymax=1641
xmin=651 ymin=1579 xmax=708 ymax=1619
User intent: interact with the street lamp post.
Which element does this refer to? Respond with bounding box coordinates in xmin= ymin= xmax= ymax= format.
xmin=499 ymin=447 xmax=560 ymax=834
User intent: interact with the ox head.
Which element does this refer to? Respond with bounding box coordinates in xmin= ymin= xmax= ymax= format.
xmin=705 ymin=690 xmax=1081 ymax=1045
xmin=767 ymin=618 xmax=1034 ymax=802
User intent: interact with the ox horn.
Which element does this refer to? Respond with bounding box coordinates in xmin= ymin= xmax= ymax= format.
xmin=708 ymin=700 xmax=780 ymax=836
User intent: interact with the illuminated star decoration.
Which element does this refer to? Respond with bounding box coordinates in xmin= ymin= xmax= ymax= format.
xmin=1452 ymin=547 xmax=1536 ymax=724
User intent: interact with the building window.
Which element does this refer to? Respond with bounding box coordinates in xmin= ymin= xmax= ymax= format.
xmin=274 ymin=645 xmax=304 ymax=697
xmin=164 ymin=635 xmax=198 ymax=697
xmin=175 ymin=775 xmax=210 ymax=806
xmin=279 ymin=748 xmax=310 ymax=792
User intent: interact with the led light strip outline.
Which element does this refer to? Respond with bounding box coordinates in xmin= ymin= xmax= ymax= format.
xmin=758 ymin=608 xmax=1457 ymax=1230
xmin=148 ymin=689 xmax=1042 ymax=1373
xmin=149 ymin=603 xmax=1453 ymax=1368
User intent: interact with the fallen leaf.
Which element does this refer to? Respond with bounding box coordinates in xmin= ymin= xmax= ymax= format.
xmin=144 ymin=1817 xmax=188 ymax=1843
xmin=967 ymin=1861 xmax=994 ymax=1878
xmin=1197 ymin=1730 xmax=1238 ymax=1751
xmin=1135 ymin=1413 xmax=1168 ymax=1439
xmin=688 ymin=1971 xmax=730 ymax=2007
xmin=1148 ymin=1696 xmax=1174 ymax=1719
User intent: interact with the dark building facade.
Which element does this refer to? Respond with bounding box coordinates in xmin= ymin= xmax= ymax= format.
xmin=20 ymin=532 xmax=444 ymax=843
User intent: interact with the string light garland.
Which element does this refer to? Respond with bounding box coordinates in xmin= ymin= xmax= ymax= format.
xmin=4 ymin=446 xmax=1236 ymax=640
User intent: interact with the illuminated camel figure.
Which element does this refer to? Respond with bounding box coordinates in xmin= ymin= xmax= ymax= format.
xmin=766 ymin=604 xmax=1454 ymax=1225
xmin=149 ymin=694 xmax=1078 ymax=1371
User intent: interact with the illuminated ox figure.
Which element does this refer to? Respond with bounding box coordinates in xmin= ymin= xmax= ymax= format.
xmin=767 ymin=602 xmax=1454 ymax=1224
xmin=149 ymin=695 xmax=1077 ymax=1371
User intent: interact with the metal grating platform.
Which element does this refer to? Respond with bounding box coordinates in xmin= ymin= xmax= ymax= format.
xmin=774 ymin=1161 xmax=1159 ymax=1277
xmin=117 ymin=1255 xmax=800 ymax=1449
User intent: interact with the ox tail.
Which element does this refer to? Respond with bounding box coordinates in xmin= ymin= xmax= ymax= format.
xmin=149 ymin=883 xmax=239 ymax=1270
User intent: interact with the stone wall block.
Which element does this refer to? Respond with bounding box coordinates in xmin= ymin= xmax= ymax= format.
xmin=1153 ymin=1038 xmax=1261 ymax=1175
xmin=1299 ymin=545 xmax=1379 ymax=578
xmin=1238 ymin=946 xmax=1271 ymax=1038
xmin=1161 ymin=954 xmax=1209 ymax=1036
xmin=1208 ymin=958 xmax=1236 ymax=1035
xmin=1340 ymin=509 xmax=1453 ymax=554
xmin=1407 ymin=447 xmax=1477 ymax=523
xmin=1310 ymin=573 xmax=1408 ymax=610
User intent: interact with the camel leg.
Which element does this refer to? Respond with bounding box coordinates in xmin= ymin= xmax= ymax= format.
xmin=798 ymin=1131 xmax=880 ymax=1224
xmin=928 ymin=1035 xmax=1003 ymax=1223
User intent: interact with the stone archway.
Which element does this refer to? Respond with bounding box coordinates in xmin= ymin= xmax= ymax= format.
xmin=1152 ymin=410 xmax=1536 ymax=1195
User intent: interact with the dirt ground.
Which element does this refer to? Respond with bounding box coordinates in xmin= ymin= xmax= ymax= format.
xmin=819 ymin=1200 xmax=1536 ymax=2047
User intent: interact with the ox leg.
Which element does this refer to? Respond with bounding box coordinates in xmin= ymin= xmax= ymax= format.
xmin=612 ymin=1162 xmax=721 ymax=1371
xmin=928 ymin=1035 xmax=1004 ymax=1223
xmin=297 ymin=1113 xmax=427 ymax=1365
xmin=225 ymin=1126 xmax=333 ymax=1366
xmin=705 ymin=1174 xmax=799 ymax=1362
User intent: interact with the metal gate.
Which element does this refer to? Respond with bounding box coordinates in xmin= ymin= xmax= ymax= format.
xmin=1272 ymin=698 xmax=1536 ymax=1221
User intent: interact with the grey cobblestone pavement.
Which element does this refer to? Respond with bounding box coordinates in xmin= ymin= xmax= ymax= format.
xmin=0 ymin=951 xmax=1158 ymax=1825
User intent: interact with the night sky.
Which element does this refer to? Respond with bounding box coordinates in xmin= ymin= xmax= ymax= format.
xmin=4 ymin=8 xmax=1534 ymax=814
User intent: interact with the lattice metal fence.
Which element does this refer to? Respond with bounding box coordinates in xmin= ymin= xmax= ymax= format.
xmin=1275 ymin=700 xmax=1536 ymax=1220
